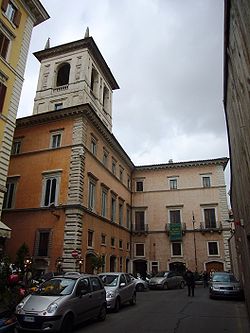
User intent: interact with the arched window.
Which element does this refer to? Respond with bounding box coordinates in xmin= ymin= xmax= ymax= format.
xmin=56 ymin=63 xmax=70 ymax=87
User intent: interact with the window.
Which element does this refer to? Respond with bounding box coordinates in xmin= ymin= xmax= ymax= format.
xmin=2 ymin=1 xmax=21 ymax=26
xmin=172 ymin=242 xmax=182 ymax=256
xmin=56 ymin=63 xmax=70 ymax=87
xmin=102 ymin=149 xmax=108 ymax=166
xmin=88 ymin=230 xmax=94 ymax=247
xmin=111 ymin=196 xmax=116 ymax=222
xmin=90 ymin=67 xmax=98 ymax=95
xmin=119 ymin=240 xmax=123 ymax=249
xmin=90 ymin=137 xmax=97 ymax=155
xmin=135 ymin=211 xmax=145 ymax=231
xmin=127 ymin=176 xmax=131 ymax=189
xmin=135 ymin=243 xmax=145 ymax=257
xmin=126 ymin=208 xmax=131 ymax=229
xmin=136 ymin=181 xmax=143 ymax=192
xmin=90 ymin=277 xmax=103 ymax=291
xmin=208 ymin=241 xmax=219 ymax=255
xmin=54 ymin=103 xmax=63 ymax=111
xmin=111 ymin=158 xmax=116 ymax=175
xmin=127 ymin=242 xmax=130 ymax=251
xmin=36 ymin=230 xmax=51 ymax=257
xmin=50 ymin=132 xmax=62 ymax=149
xmin=204 ymin=208 xmax=216 ymax=228
xmin=202 ymin=176 xmax=211 ymax=188
xmin=101 ymin=234 xmax=106 ymax=245
xmin=3 ymin=179 xmax=17 ymax=209
xmin=119 ymin=202 xmax=123 ymax=225
xmin=11 ymin=140 xmax=21 ymax=154
xmin=119 ymin=167 xmax=123 ymax=182
xmin=101 ymin=189 xmax=107 ymax=218
xmin=119 ymin=257 xmax=123 ymax=271
xmin=103 ymin=85 xmax=109 ymax=110
xmin=0 ymin=31 xmax=10 ymax=59
xmin=0 ymin=82 xmax=7 ymax=113
xmin=111 ymin=237 xmax=115 ymax=247
xmin=169 ymin=178 xmax=177 ymax=190
xmin=169 ymin=210 xmax=181 ymax=224
xmin=151 ymin=261 xmax=159 ymax=275
xmin=88 ymin=179 xmax=96 ymax=211
xmin=42 ymin=173 xmax=60 ymax=207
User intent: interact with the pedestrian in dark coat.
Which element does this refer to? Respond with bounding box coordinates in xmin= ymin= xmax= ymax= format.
xmin=184 ymin=269 xmax=195 ymax=296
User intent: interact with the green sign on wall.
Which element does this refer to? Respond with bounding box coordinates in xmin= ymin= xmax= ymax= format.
xmin=169 ymin=223 xmax=182 ymax=241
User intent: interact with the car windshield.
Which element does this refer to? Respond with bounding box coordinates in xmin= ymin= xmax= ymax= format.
xmin=99 ymin=274 xmax=119 ymax=286
xmin=155 ymin=272 xmax=168 ymax=278
xmin=33 ymin=278 xmax=76 ymax=296
xmin=212 ymin=274 xmax=238 ymax=283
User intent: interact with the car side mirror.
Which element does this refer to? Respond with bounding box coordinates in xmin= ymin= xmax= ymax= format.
xmin=120 ymin=282 xmax=126 ymax=288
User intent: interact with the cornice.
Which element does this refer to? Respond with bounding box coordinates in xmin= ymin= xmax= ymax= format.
xmin=22 ymin=0 xmax=50 ymax=26
xmin=135 ymin=158 xmax=229 ymax=171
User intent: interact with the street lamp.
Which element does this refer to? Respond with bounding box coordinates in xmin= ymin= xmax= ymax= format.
xmin=192 ymin=212 xmax=198 ymax=272
xmin=78 ymin=258 xmax=84 ymax=273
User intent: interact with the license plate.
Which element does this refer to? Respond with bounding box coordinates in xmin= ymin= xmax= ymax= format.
xmin=24 ymin=316 xmax=35 ymax=322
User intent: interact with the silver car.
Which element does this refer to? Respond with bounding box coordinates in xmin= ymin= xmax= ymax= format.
xmin=15 ymin=274 xmax=106 ymax=332
xmin=99 ymin=272 xmax=136 ymax=312
xmin=148 ymin=271 xmax=185 ymax=290
xmin=129 ymin=274 xmax=149 ymax=292
xmin=209 ymin=272 xmax=244 ymax=299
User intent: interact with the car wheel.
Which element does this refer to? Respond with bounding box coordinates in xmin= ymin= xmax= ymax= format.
xmin=61 ymin=314 xmax=74 ymax=333
xmin=114 ymin=297 xmax=121 ymax=312
xmin=136 ymin=283 xmax=144 ymax=292
xmin=163 ymin=282 xmax=168 ymax=290
xmin=97 ymin=304 xmax=106 ymax=321
xmin=179 ymin=281 xmax=185 ymax=289
xmin=129 ymin=292 xmax=136 ymax=305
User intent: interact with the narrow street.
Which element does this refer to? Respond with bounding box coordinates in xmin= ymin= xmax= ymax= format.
xmin=75 ymin=286 xmax=250 ymax=333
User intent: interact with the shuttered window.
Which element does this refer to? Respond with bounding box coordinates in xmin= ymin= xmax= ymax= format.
xmin=2 ymin=0 xmax=21 ymax=27
xmin=0 ymin=82 xmax=7 ymax=113
xmin=0 ymin=32 xmax=10 ymax=59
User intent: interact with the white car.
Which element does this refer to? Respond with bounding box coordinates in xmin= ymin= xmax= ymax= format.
xmin=129 ymin=274 xmax=148 ymax=292
xmin=99 ymin=272 xmax=136 ymax=312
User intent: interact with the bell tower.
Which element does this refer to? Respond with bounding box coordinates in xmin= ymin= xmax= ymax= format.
xmin=32 ymin=29 xmax=119 ymax=132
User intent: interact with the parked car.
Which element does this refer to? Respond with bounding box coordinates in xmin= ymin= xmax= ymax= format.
xmin=99 ymin=272 xmax=136 ymax=312
xmin=209 ymin=272 xmax=244 ymax=299
xmin=148 ymin=271 xmax=185 ymax=290
xmin=129 ymin=274 xmax=148 ymax=292
xmin=15 ymin=273 xmax=107 ymax=332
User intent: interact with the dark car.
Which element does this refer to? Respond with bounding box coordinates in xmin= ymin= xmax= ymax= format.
xmin=209 ymin=272 xmax=244 ymax=299
xmin=15 ymin=273 xmax=106 ymax=332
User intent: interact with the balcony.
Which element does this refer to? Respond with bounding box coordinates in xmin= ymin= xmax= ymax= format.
xmin=165 ymin=223 xmax=186 ymax=240
xmin=131 ymin=224 xmax=149 ymax=235
xmin=53 ymin=84 xmax=69 ymax=92
xmin=199 ymin=221 xmax=223 ymax=234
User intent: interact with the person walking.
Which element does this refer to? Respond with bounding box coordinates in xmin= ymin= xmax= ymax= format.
xmin=202 ymin=270 xmax=209 ymax=288
xmin=184 ymin=269 xmax=195 ymax=296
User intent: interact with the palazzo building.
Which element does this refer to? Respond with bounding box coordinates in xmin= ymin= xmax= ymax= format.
xmin=2 ymin=32 xmax=231 ymax=276
xmin=0 ymin=0 xmax=49 ymax=255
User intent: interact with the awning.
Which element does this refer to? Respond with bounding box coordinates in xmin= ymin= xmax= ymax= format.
xmin=0 ymin=221 xmax=11 ymax=239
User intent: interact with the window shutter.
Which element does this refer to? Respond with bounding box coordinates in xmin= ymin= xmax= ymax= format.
xmin=1 ymin=0 xmax=8 ymax=12
xmin=13 ymin=9 xmax=21 ymax=27
xmin=0 ymin=83 xmax=7 ymax=113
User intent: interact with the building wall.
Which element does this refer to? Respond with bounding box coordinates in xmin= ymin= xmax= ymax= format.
xmin=224 ymin=0 xmax=250 ymax=318
xmin=132 ymin=163 xmax=230 ymax=274
xmin=0 ymin=0 xmax=49 ymax=223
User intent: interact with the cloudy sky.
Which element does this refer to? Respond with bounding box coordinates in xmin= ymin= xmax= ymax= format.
xmin=18 ymin=0 xmax=229 ymax=185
